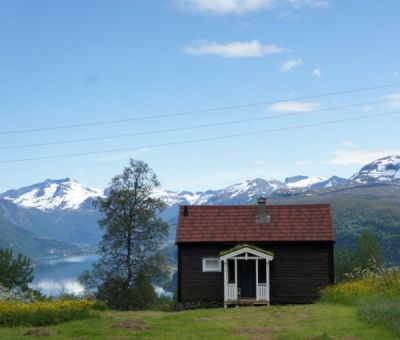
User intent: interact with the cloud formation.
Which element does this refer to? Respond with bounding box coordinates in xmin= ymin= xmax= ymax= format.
xmin=382 ymin=92 xmax=400 ymax=108
xmin=280 ymin=58 xmax=303 ymax=72
xmin=269 ymin=101 xmax=319 ymax=112
xmin=326 ymin=146 xmax=400 ymax=166
xmin=312 ymin=68 xmax=321 ymax=77
xmin=183 ymin=40 xmax=285 ymax=58
xmin=178 ymin=0 xmax=329 ymax=15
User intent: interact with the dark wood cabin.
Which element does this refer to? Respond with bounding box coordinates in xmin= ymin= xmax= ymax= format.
xmin=176 ymin=198 xmax=335 ymax=307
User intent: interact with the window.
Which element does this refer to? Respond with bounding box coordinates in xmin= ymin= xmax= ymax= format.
xmin=202 ymin=258 xmax=221 ymax=272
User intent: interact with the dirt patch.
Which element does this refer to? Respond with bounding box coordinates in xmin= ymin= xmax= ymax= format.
xmin=23 ymin=327 xmax=54 ymax=337
xmin=112 ymin=319 xmax=149 ymax=331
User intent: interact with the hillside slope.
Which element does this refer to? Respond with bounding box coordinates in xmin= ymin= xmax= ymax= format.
xmin=0 ymin=214 xmax=80 ymax=259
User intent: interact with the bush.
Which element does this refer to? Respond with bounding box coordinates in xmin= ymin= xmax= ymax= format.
xmin=152 ymin=295 xmax=175 ymax=312
xmin=321 ymin=272 xmax=400 ymax=305
xmin=0 ymin=299 xmax=92 ymax=327
xmin=92 ymin=300 xmax=107 ymax=311
xmin=358 ymin=299 xmax=400 ymax=334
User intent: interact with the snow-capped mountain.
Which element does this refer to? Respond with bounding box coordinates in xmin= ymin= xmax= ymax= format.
xmin=0 ymin=178 xmax=103 ymax=211
xmin=1 ymin=154 xmax=400 ymax=248
xmin=350 ymin=154 xmax=400 ymax=185
xmin=153 ymin=178 xmax=284 ymax=206
xmin=205 ymin=178 xmax=284 ymax=204
xmin=151 ymin=188 xmax=205 ymax=206
xmin=308 ymin=176 xmax=349 ymax=189
xmin=285 ymin=175 xmax=328 ymax=188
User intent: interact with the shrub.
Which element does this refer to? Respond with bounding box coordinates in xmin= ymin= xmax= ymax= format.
xmin=92 ymin=300 xmax=107 ymax=311
xmin=321 ymin=272 xmax=400 ymax=305
xmin=0 ymin=299 xmax=92 ymax=327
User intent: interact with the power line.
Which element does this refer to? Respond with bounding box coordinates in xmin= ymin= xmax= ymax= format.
xmin=0 ymin=109 xmax=399 ymax=164
xmin=0 ymin=81 xmax=399 ymax=136
xmin=0 ymin=98 xmax=390 ymax=150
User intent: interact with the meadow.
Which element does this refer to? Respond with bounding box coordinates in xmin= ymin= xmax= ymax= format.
xmin=1 ymin=273 xmax=399 ymax=339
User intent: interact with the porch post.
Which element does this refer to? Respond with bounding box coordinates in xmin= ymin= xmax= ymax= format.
xmin=223 ymin=260 xmax=227 ymax=306
xmin=266 ymin=260 xmax=270 ymax=303
xmin=234 ymin=258 xmax=238 ymax=300
xmin=255 ymin=259 xmax=259 ymax=301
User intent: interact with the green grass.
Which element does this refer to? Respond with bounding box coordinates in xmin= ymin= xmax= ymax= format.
xmin=0 ymin=303 xmax=398 ymax=339
xmin=321 ymin=273 xmax=400 ymax=336
xmin=358 ymin=298 xmax=400 ymax=334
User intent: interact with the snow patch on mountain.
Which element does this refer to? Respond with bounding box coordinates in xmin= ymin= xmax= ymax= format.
xmin=285 ymin=175 xmax=329 ymax=188
xmin=0 ymin=178 xmax=103 ymax=211
xmin=350 ymin=154 xmax=400 ymax=184
xmin=151 ymin=188 xmax=203 ymax=206
xmin=310 ymin=176 xmax=349 ymax=189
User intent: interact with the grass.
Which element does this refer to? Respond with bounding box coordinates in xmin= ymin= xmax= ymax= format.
xmin=2 ymin=273 xmax=399 ymax=338
xmin=321 ymin=272 xmax=400 ymax=336
xmin=0 ymin=303 xmax=398 ymax=339
xmin=358 ymin=298 xmax=400 ymax=334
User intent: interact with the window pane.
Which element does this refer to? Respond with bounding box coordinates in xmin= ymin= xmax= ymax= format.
xmin=228 ymin=260 xmax=235 ymax=283
xmin=258 ymin=259 xmax=266 ymax=283
xmin=206 ymin=259 xmax=219 ymax=270
xmin=203 ymin=258 xmax=221 ymax=272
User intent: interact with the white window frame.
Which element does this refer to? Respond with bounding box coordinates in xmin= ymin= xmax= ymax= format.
xmin=202 ymin=257 xmax=222 ymax=272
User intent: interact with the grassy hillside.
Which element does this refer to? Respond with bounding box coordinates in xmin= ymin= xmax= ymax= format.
xmin=0 ymin=303 xmax=397 ymax=339
xmin=0 ymin=214 xmax=80 ymax=260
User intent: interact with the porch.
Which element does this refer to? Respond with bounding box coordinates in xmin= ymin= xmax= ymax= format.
xmin=220 ymin=245 xmax=274 ymax=308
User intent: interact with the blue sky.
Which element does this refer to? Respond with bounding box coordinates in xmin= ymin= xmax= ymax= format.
xmin=0 ymin=0 xmax=400 ymax=192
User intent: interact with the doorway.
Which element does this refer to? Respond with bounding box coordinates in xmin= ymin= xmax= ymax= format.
xmin=237 ymin=260 xmax=256 ymax=298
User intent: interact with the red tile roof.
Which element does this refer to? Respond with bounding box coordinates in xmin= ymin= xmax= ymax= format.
xmin=176 ymin=204 xmax=335 ymax=243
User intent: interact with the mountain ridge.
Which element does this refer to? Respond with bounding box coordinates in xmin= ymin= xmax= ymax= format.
xmin=1 ymin=153 xmax=400 ymax=260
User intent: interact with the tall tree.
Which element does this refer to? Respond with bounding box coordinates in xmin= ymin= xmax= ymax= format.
xmin=0 ymin=249 xmax=33 ymax=291
xmin=80 ymin=159 xmax=168 ymax=310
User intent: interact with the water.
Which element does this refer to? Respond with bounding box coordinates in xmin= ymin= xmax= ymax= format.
xmin=30 ymin=254 xmax=99 ymax=296
xmin=30 ymin=254 xmax=171 ymax=297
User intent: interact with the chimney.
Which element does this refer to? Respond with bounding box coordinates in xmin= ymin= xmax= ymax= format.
xmin=256 ymin=197 xmax=270 ymax=223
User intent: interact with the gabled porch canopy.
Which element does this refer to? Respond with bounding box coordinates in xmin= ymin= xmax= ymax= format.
xmin=219 ymin=244 xmax=274 ymax=307
xmin=220 ymin=244 xmax=274 ymax=261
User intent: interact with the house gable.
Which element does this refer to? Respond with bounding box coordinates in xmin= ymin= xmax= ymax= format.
xmin=219 ymin=244 xmax=274 ymax=261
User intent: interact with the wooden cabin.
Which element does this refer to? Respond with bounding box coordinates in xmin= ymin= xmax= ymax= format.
xmin=175 ymin=198 xmax=335 ymax=308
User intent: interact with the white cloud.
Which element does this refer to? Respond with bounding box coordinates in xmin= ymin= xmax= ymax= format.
xmin=183 ymin=40 xmax=285 ymax=58
xmin=269 ymin=100 xmax=320 ymax=113
xmin=178 ymin=0 xmax=275 ymax=14
xmin=382 ymin=92 xmax=400 ymax=108
xmin=326 ymin=147 xmax=400 ymax=166
xmin=312 ymin=68 xmax=321 ymax=77
xmin=177 ymin=0 xmax=330 ymax=14
xmin=280 ymin=58 xmax=303 ymax=72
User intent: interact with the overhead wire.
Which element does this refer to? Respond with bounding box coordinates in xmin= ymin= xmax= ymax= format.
xmin=0 ymin=98 xmax=389 ymax=151
xmin=0 ymin=81 xmax=399 ymax=136
xmin=0 ymin=109 xmax=399 ymax=164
